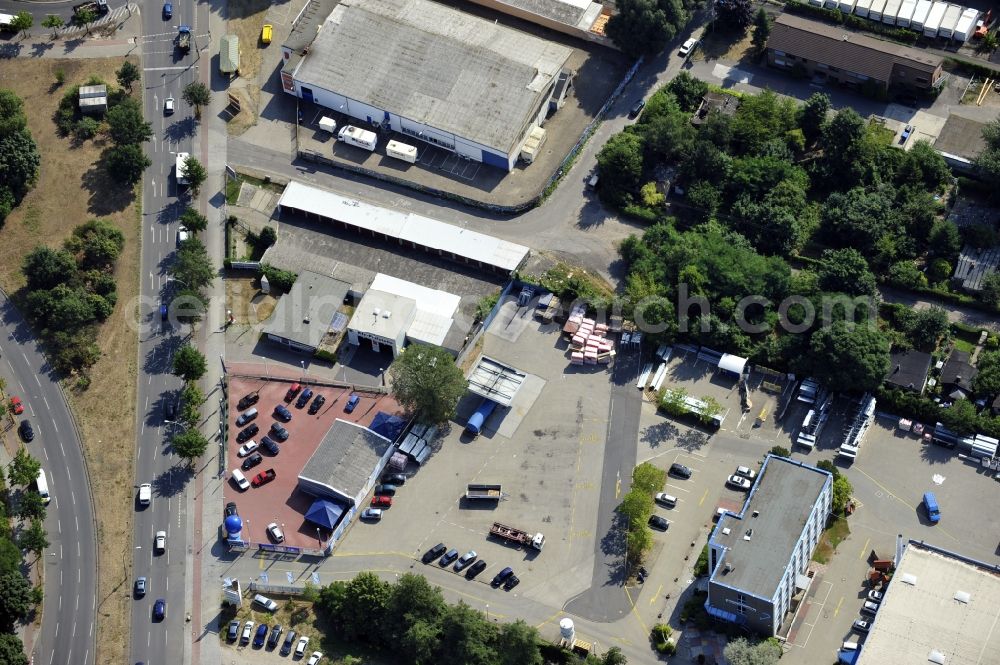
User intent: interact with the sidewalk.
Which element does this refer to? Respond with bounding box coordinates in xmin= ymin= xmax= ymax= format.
xmin=0 ymin=4 xmax=142 ymax=60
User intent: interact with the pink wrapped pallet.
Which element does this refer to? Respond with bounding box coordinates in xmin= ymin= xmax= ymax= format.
xmin=595 ymin=324 xmax=608 ymax=333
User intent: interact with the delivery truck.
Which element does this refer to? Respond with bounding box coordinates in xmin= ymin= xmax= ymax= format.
xmin=465 ymin=483 xmax=502 ymax=501
xmin=386 ymin=140 xmax=417 ymax=163
xmin=176 ymin=152 xmax=190 ymax=186
xmin=490 ymin=522 xmax=545 ymax=551
xmin=337 ymin=125 xmax=377 ymax=151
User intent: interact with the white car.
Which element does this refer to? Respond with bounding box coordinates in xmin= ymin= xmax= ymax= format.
xmin=655 ymin=492 xmax=678 ymax=507
xmin=237 ymin=440 xmax=259 ymax=457
xmin=240 ymin=620 xmax=254 ymax=644
xmin=361 ymin=508 xmax=382 ymax=521
xmin=679 ymin=38 xmax=698 ymax=57
xmin=307 ymin=652 xmax=324 ymax=665
xmin=266 ymin=522 xmax=285 ymax=543
xmin=726 ymin=475 xmax=752 ymax=491
xmin=735 ymin=465 xmax=757 ymax=480
xmin=867 ymin=589 xmax=883 ymax=603
xmin=154 ymin=530 xmax=166 ymax=552
xmin=232 ymin=469 xmax=250 ymax=491
xmin=164 ymin=96 xmax=175 ymax=115
xmin=294 ymin=636 xmax=310 ymax=657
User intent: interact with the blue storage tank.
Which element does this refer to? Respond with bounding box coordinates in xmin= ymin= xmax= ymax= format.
xmin=224 ymin=514 xmax=243 ymax=537
xmin=465 ymin=399 xmax=497 ymax=437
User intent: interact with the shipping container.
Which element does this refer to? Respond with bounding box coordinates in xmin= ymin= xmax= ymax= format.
xmin=838 ymin=0 xmax=857 ymax=13
xmin=910 ymin=0 xmax=933 ymax=28
xmin=870 ymin=0 xmax=887 ymax=21
xmin=939 ymin=3 xmax=964 ymax=38
xmin=923 ymin=1 xmax=948 ymax=36
xmin=952 ymin=6 xmax=978 ymax=40
xmin=854 ymin=0 xmax=873 ymax=18
xmin=882 ymin=0 xmax=903 ymax=23
xmin=318 ymin=116 xmax=336 ymax=133
xmin=824 ymin=0 xmax=839 ymax=8
xmin=896 ymin=0 xmax=917 ymax=26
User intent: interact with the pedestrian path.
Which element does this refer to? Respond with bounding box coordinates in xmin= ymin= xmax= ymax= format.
xmin=0 ymin=4 xmax=141 ymax=60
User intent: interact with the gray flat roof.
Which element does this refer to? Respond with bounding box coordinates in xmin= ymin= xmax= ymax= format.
xmin=857 ymin=542 xmax=1000 ymax=665
xmin=293 ymin=0 xmax=573 ymax=153
xmin=711 ymin=456 xmax=830 ymax=599
xmin=349 ymin=290 xmax=416 ymax=343
xmin=481 ymin=0 xmax=601 ymax=28
xmin=284 ymin=0 xmax=340 ymax=53
xmin=261 ymin=269 xmax=351 ymax=349
xmin=298 ymin=419 xmax=392 ymax=505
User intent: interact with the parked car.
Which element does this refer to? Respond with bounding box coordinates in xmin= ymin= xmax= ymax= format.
xmin=237 ymin=440 xmax=259 ymax=457
xmin=308 ymin=394 xmax=326 ymax=414
xmin=628 ymin=98 xmax=645 ymax=118
xmin=266 ymin=522 xmax=285 ymax=543
xmin=307 ymin=652 xmax=324 ymax=665
xmin=232 ymin=469 xmax=250 ymax=491
xmin=465 ymin=559 xmax=488 ymax=579
xmin=900 ymin=124 xmax=914 ymax=144
xmin=422 ymin=543 xmax=446 ymax=563
xmin=270 ymin=423 xmax=289 ymax=441
xmin=241 ymin=452 xmax=263 ymax=471
xmin=679 ymin=37 xmax=698 ymax=57
xmin=134 ymin=576 xmax=147 ymax=597
xmin=294 ymin=636 xmax=310 ymax=657
xmin=361 ymin=508 xmax=383 ymax=521
xmin=381 ymin=473 xmax=406 ymax=485
xmin=152 ymin=598 xmax=166 ymax=621
xmin=669 ymin=463 xmax=692 ymax=479
xmin=227 ymin=619 xmax=240 ymax=641
xmin=267 ymin=624 xmax=283 ymax=648
xmin=251 ymin=469 xmax=276 ymax=487
xmin=9 ymin=396 xmax=24 ymax=415
xmin=296 ymin=388 xmax=314 ymax=409
xmin=237 ymin=392 xmax=260 ymax=410
xmin=491 ymin=566 xmax=514 ymax=587
xmin=439 ymin=548 xmax=459 ymax=566
xmin=648 ymin=515 xmax=669 ymax=530
xmin=235 ymin=408 xmax=258 ymax=427
xmin=852 ymin=619 xmax=871 ymax=633
xmin=374 ymin=483 xmax=397 ymax=496
xmin=454 ymin=550 xmax=477 ymax=572
xmin=867 ymin=590 xmax=883 ymax=603
xmin=280 ymin=630 xmax=297 ymax=656
xmin=261 ymin=23 xmax=273 ymax=45
xmin=504 ymin=574 xmax=520 ymax=590
xmin=345 ymin=393 xmax=360 ymax=413
xmin=371 ymin=495 xmax=392 ymax=508
xmin=726 ymin=475 xmax=752 ymax=491
xmin=163 ymin=96 xmax=174 ymax=115
xmin=224 ymin=501 xmax=238 ymax=518
xmin=284 ymin=383 xmax=301 ymax=402
xmin=19 ymin=420 xmax=34 ymax=442
xmin=261 ymin=435 xmax=280 ymax=455
xmin=253 ymin=623 xmax=268 ymax=648
xmin=154 ymin=530 xmax=166 ymax=552
xmin=236 ymin=423 xmax=259 ymax=443
xmin=655 ymin=493 xmax=677 ymax=507
xmin=735 ymin=465 xmax=757 ymax=480
xmin=273 ymin=404 xmax=292 ymax=421
xmin=861 ymin=600 xmax=880 ymax=616
xmin=240 ymin=620 xmax=254 ymax=644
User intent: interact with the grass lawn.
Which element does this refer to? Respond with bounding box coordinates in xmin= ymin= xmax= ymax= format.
xmin=867 ymin=119 xmax=896 ymax=146
xmin=812 ymin=517 xmax=851 ymax=564
xmin=0 ymin=56 xmax=141 ymax=665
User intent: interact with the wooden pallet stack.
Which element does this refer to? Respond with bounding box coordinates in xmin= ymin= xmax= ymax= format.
xmin=565 ymin=305 xmax=615 ymax=366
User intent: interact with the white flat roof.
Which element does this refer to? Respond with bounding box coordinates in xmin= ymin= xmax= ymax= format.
xmin=369 ymin=273 xmax=460 ymax=347
xmin=718 ymin=353 xmax=747 ymax=375
xmin=350 ymin=290 xmax=416 ymax=342
xmin=277 ymin=181 xmax=529 ymax=272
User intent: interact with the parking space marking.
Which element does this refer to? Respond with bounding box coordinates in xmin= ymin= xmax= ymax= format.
xmin=786 ymin=580 xmax=834 ymax=649
xmin=698 ymin=488 xmax=709 ymax=506
xmin=858 ymin=538 xmax=870 ymax=560
xmin=649 ymin=584 xmax=662 ymax=605
xmin=854 ymin=466 xmax=958 ymax=541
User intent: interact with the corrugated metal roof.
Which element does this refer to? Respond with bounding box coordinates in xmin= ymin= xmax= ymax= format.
xmin=277 ymin=181 xmax=530 ymax=272
xmin=768 ymin=14 xmax=941 ymax=83
xmin=220 ymin=34 xmax=239 ymax=73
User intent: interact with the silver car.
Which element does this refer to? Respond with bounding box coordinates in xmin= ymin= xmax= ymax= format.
xmin=164 ymin=96 xmax=175 ymax=115
xmin=454 ymin=550 xmax=477 ymax=572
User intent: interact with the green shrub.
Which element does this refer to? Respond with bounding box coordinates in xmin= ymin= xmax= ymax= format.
xmin=694 ymin=544 xmax=709 ymax=577
xmin=313 ymin=348 xmax=337 ymax=363
xmin=260 ymin=264 xmax=296 ymax=292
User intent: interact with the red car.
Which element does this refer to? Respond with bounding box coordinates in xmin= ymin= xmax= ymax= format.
xmin=251 ymin=468 xmax=276 ymax=487
xmin=9 ymin=396 xmax=23 ymax=415
xmin=372 ymin=495 xmax=392 ymax=508
xmin=284 ymin=383 xmax=301 ymax=402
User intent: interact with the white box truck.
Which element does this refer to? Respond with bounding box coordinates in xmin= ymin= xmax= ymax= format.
xmin=953 ymin=8 xmax=978 ymax=41
xmin=896 ymin=0 xmax=917 ymax=26
xmin=838 ymin=0 xmax=858 ymax=14
xmin=923 ymin=1 xmax=948 ymax=37
xmin=175 ymin=152 xmax=190 ymax=186
xmin=386 ymin=140 xmax=417 ymax=163
xmin=854 ymin=0 xmax=873 ymax=18
xmin=870 ymin=0 xmax=887 ymax=22
xmin=337 ymin=125 xmax=377 ymax=151
xmin=910 ymin=0 xmax=933 ymax=29
xmin=36 ymin=469 xmax=50 ymax=505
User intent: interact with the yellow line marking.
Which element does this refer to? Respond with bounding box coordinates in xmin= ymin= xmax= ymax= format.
xmin=833 ymin=596 xmax=844 ymax=618
xmin=615 ymin=470 xmax=622 ymax=500
xmin=623 ymin=584 xmax=649 ymax=634
xmin=859 ymin=538 xmax=870 ymax=560
xmin=650 ymin=584 xmax=662 ymax=605
xmin=698 ymin=488 xmax=708 ymax=506
xmin=535 ymin=609 xmax=563 ymax=630
xmin=853 ymin=466 xmax=960 ymax=542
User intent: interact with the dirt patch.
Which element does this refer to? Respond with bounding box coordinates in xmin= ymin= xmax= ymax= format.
xmin=695 ymin=28 xmax=756 ymax=65
xmin=226 ymin=276 xmax=278 ymax=325
xmin=225 ymin=86 xmax=260 ymax=137
xmin=0 ymin=56 xmax=141 ymax=665
xmin=225 ymin=0 xmax=269 ymax=134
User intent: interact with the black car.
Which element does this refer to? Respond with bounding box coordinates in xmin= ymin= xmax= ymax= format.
xmin=374 ymin=483 xmax=397 ymax=496
xmin=252 ymin=623 xmax=268 ymax=648
xmin=241 ymin=452 xmax=263 ymax=471
xmin=227 ymin=619 xmax=240 ymax=642
xmin=295 ymin=388 xmax=314 ymax=409
xmin=648 ymin=515 xmax=669 ymax=530
xmin=382 ymin=473 xmax=406 ymax=486
xmin=308 ymin=394 xmax=326 ymax=414
xmin=439 ymin=548 xmax=459 ymax=566
xmin=19 ymin=420 xmax=34 ymax=442
xmin=261 ymin=436 xmax=280 ymax=456
xmin=465 ymin=559 xmax=488 ymax=579
xmin=236 ymin=423 xmax=259 ymax=443
xmin=224 ymin=501 xmax=238 ymax=518
xmin=491 ymin=566 xmax=514 ymax=588
xmin=503 ymin=575 xmax=520 ymax=590
xmin=269 ymin=423 xmax=289 ymax=441
xmin=273 ymin=404 xmax=292 ymax=422
xmin=628 ymin=98 xmax=645 ymax=118
xmin=422 ymin=543 xmax=447 ymax=564
xmin=280 ymin=630 xmax=297 ymax=656
xmin=237 ymin=392 xmax=260 ymax=411
xmin=669 ymin=463 xmax=692 ymax=479
xmin=164 ymin=398 xmax=176 ymax=420
xmin=267 ymin=624 xmax=283 ymax=648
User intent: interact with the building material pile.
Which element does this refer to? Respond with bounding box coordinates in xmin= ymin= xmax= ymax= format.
xmin=563 ymin=305 xmax=615 ymax=366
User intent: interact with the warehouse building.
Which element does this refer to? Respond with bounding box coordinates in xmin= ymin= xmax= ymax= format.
xmin=705 ymin=455 xmax=832 ymax=636
xmin=767 ymin=14 xmax=943 ymax=93
xmin=298 ymin=419 xmax=394 ymax=507
xmin=466 ymin=0 xmax=609 ymax=42
xmin=281 ymin=0 xmax=573 ymax=171
xmin=261 ymin=270 xmax=351 ymax=354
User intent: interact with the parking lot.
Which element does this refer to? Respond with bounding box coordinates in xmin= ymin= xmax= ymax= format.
xmin=334 ymin=296 xmax=612 ymax=607
xmin=223 ymin=376 xmax=402 ymax=549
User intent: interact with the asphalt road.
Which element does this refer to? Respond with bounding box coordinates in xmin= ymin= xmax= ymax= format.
xmin=0 ymin=292 xmax=97 ymax=665
xmin=128 ymin=2 xmax=201 ymax=663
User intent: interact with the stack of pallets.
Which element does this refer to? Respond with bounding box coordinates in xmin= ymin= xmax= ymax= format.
xmin=566 ymin=305 xmax=615 ymax=366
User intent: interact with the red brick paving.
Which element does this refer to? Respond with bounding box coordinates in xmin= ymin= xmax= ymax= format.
xmin=224 ymin=376 xmax=403 ymax=549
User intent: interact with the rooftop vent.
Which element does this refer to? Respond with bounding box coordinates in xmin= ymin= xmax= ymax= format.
xmin=373 ymin=308 xmax=381 ymax=317
xmin=383 ymin=310 xmax=392 ymax=319
xmin=743 ymin=528 xmax=753 ymax=541
xmin=901 ymin=573 xmax=918 ymax=586
xmin=722 ymin=527 xmax=731 ymax=535
xmin=752 ymin=510 xmax=760 ymax=518
xmin=303 ymin=316 xmax=310 ymax=324
xmin=724 ymin=563 xmax=734 ymax=574
xmin=954 ymin=590 xmax=971 ymax=604
xmin=928 ymin=650 xmax=946 ymax=665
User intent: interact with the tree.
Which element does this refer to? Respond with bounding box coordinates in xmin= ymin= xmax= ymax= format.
xmin=180 ymin=382 xmax=204 ymax=428
xmin=17 ymin=519 xmax=48 ymax=557
xmin=816 ymin=459 xmax=840 ymax=479
xmin=596 ymin=132 xmax=644 ymax=206
xmin=105 ymin=99 xmax=152 ymax=145
xmin=7 ymin=449 xmax=40 ymax=488
xmin=816 ymin=107 xmax=876 ymax=190
xmin=631 ymin=462 xmax=666 ymax=495
xmin=496 ymin=620 xmax=542 ymax=665
xmin=172 ymin=237 xmax=214 ymax=291
xmin=666 ymin=72 xmax=709 ymax=113
xmin=105 ymin=144 xmax=151 ymax=185
xmin=385 ymin=573 xmax=445 ymax=641
xmin=74 ymin=116 xmax=100 ymax=141
xmin=0 ymin=540 xmax=20 ymax=577
xmin=42 ymin=14 xmax=64 ymax=37
xmin=172 ymin=428 xmax=208 ymax=463
xmin=928 ymin=220 xmax=961 ymax=260
xmin=897 ymin=140 xmax=950 ymax=191
xmin=817 ymin=248 xmax=878 ymax=297
xmin=182 ymin=155 xmax=207 ymax=196
xmin=606 ymin=0 xmax=688 ymax=58
xmin=715 ymin=0 xmax=754 ymax=33
xmin=832 ymin=475 xmax=853 ymax=514
xmin=337 ymin=572 xmax=391 ymax=642
xmin=974 ymin=351 xmax=1000 ymax=396
xmin=981 ymin=272 xmax=1000 ymax=308
xmin=0 ymin=573 xmax=34 ymax=632
xmin=0 ymin=633 xmax=28 ymax=665
xmin=979 ymin=30 xmax=1000 ymax=54
xmin=0 ymin=89 xmax=28 ymax=136
xmin=803 ymin=321 xmax=890 ymax=393
xmin=769 ymin=446 xmax=790 ymax=458
xmin=975 ymin=117 xmax=1000 ymax=187
xmin=601 ymin=646 xmax=629 ymax=665
xmin=0 ymin=129 xmax=41 ymax=198
xmin=751 ymin=8 xmax=771 ymax=55
xmin=116 ymin=61 xmax=141 ymax=93
xmin=798 ymin=92 xmax=831 ymax=145
xmin=179 ymin=207 xmax=208 ymax=233
xmin=172 ymin=344 xmax=207 ymax=381
xmin=10 ymin=11 xmax=32 ymax=36
xmin=437 ymin=601 xmax=497 ymax=665
xmin=258 ymin=226 xmax=277 ymax=248
xmin=724 ymin=637 xmax=781 ymax=665
xmin=900 ymin=306 xmax=949 ymax=351
xmin=74 ymin=7 xmax=98 ymax=28
xmin=639 ymin=182 xmax=665 ymax=208
xmin=15 ymin=492 xmax=45 ymax=521
xmin=65 ymin=218 xmax=125 ymax=269
xmin=182 ymin=82 xmax=211 ymax=116
xmin=388 ymin=346 xmax=467 ymax=423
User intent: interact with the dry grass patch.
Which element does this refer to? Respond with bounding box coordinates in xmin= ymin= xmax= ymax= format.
xmin=0 ymin=56 xmax=141 ymax=665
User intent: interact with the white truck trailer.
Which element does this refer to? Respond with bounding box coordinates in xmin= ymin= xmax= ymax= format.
xmin=923 ymin=1 xmax=948 ymax=37
xmin=854 ymin=0 xmax=873 ymax=18
xmin=882 ymin=0 xmax=903 ymax=23
xmin=386 ymin=140 xmax=417 ymax=163
xmin=953 ymin=7 xmax=979 ymax=41
xmin=910 ymin=0 xmax=933 ymax=29
xmin=176 ymin=152 xmax=190 ymax=186
xmin=896 ymin=0 xmax=917 ymax=26
xmin=337 ymin=125 xmax=377 ymax=151
xmin=938 ymin=3 xmax=964 ymax=38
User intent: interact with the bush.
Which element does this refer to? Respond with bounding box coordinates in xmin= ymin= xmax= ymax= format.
xmin=651 ymin=623 xmax=675 ymax=654
xmin=694 ymin=544 xmax=709 ymax=577
xmin=259 ymin=264 xmax=296 ymax=292
xmin=313 ymin=348 xmax=337 ymax=363
xmin=783 ymin=0 xmax=918 ymax=43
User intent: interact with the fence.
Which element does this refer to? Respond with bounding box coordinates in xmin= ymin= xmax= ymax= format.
xmin=228 ymin=260 xmax=261 ymax=271
xmin=455 ymin=280 xmax=517 ymax=369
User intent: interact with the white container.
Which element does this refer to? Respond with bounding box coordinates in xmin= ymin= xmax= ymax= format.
xmin=386 ymin=140 xmax=417 ymax=163
xmin=337 ymin=125 xmax=377 ymax=151
xmin=870 ymin=0 xmax=887 ymax=21
xmin=953 ymin=8 xmax=978 ymax=42
xmin=883 ymin=0 xmax=903 ymax=23
xmin=855 ymin=0 xmax=873 ymax=17
xmin=939 ymin=3 xmax=963 ymax=38
xmin=910 ymin=0 xmax=933 ymax=28
xmin=318 ymin=116 xmax=337 ymax=133
xmin=838 ymin=0 xmax=858 ymax=13
xmin=923 ymin=1 xmax=948 ymax=37
xmin=896 ymin=0 xmax=917 ymax=26
xmin=824 ymin=0 xmax=839 ymax=8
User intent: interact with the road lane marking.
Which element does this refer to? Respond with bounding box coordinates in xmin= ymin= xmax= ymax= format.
xmin=622 ymin=585 xmax=649 ymax=634
xmin=859 ymin=537 xmax=870 ymax=560
xmin=833 ymin=595 xmax=843 ymax=617
xmin=698 ymin=488 xmax=708 ymax=506
xmin=615 ymin=470 xmax=621 ymax=499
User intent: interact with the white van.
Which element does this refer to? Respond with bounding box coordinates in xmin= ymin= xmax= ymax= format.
xmin=231 ymin=469 xmax=250 ymax=491
xmin=36 ymin=469 xmax=50 ymax=505
xmin=138 ymin=482 xmax=152 ymax=506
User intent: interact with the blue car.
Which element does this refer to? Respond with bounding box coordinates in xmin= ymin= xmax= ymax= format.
xmin=152 ymin=598 xmax=166 ymax=621
xmin=253 ymin=623 xmax=268 ymax=648
xmin=345 ymin=393 xmax=360 ymax=413
xmin=163 ymin=2 xmax=172 ymax=19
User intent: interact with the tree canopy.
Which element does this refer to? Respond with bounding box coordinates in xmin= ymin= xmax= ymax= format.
xmin=606 ymin=0 xmax=688 ymax=58
xmin=172 ymin=345 xmax=207 ymax=381
xmin=388 ymin=346 xmax=467 ymax=424
xmin=800 ymin=321 xmax=891 ymax=393
xmin=7 ymin=449 xmax=40 ymax=488
xmin=172 ymin=428 xmax=209 ymax=463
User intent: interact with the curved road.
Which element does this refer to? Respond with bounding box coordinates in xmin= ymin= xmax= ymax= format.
xmin=0 ymin=292 xmax=97 ymax=665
